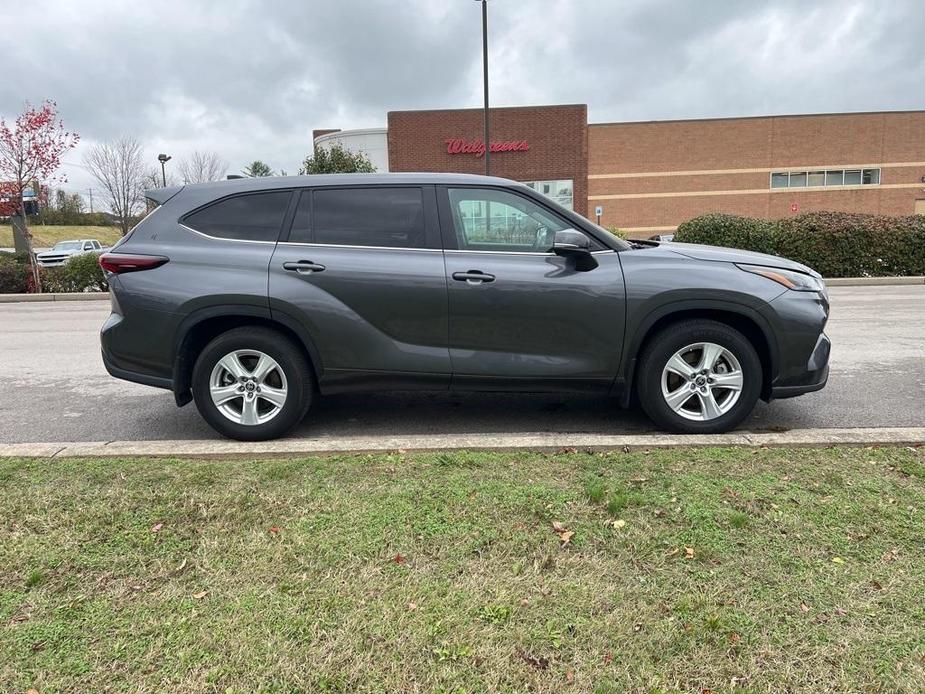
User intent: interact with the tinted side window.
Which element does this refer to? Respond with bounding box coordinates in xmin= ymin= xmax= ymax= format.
xmin=183 ymin=191 xmax=291 ymax=241
xmin=313 ymin=188 xmax=425 ymax=248
xmin=447 ymin=187 xmax=572 ymax=252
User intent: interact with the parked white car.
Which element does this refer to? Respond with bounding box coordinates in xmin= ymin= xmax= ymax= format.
xmin=36 ymin=239 xmax=109 ymax=267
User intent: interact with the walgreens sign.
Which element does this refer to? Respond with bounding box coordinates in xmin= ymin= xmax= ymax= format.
xmin=445 ymin=138 xmax=530 ymax=158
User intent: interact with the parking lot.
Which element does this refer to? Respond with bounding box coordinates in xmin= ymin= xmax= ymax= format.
xmin=1 ymin=285 xmax=923 ymax=443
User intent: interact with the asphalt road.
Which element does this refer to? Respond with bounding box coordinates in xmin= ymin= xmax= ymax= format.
xmin=2 ymin=286 xmax=924 ymax=443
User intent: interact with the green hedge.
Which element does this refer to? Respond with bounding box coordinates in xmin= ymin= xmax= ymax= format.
xmin=675 ymin=212 xmax=925 ymax=277
xmin=0 ymin=252 xmax=108 ymax=294
xmin=0 ymin=253 xmax=31 ymax=293
xmin=41 ymin=252 xmax=109 ymax=293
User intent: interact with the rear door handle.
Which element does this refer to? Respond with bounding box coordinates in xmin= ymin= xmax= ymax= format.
xmin=283 ymin=260 xmax=326 ymax=274
xmin=452 ymin=270 xmax=495 ymax=284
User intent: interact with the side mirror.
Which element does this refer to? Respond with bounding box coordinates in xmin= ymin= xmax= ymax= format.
xmin=552 ymin=229 xmax=591 ymax=254
xmin=552 ymin=229 xmax=597 ymax=271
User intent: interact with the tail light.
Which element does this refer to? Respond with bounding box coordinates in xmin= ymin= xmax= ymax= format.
xmin=99 ymin=253 xmax=169 ymax=274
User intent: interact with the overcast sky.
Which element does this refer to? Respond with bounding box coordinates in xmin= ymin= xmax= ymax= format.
xmin=3 ymin=0 xmax=923 ymax=199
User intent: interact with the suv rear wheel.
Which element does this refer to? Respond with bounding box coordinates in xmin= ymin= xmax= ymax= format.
xmin=637 ymin=320 xmax=762 ymax=434
xmin=191 ymin=327 xmax=313 ymax=441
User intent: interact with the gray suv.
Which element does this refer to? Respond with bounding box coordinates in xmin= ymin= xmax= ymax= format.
xmin=100 ymin=173 xmax=830 ymax=440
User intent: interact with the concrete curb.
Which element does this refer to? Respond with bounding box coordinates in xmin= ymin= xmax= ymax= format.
xmin=1 ymin=427 xmax=923 ymax=459
xmin=0 ymin=292 xmax=108 ymax=303
xmin=825 ymin=276 xmax=924 ymax=286
xmin=1 ymin=277 xmax=923 ymax=302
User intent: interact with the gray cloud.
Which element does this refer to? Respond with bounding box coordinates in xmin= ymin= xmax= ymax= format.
xmin=2 ymin=0 xmax=923 ymax=196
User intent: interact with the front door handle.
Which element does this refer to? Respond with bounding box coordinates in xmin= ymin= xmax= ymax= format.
xmin=283 ymin=260 xmax=326 ymax=274
xmin=452 ymin=270 xmax=495 ymax=285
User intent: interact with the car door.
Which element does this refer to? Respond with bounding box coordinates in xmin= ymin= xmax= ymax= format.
xmin=438 ymin=185 xmax=626 ymax=389
xmin=268 ymin=185 xmax=451 ymax=391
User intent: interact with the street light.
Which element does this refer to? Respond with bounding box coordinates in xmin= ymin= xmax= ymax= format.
xmin=475 ymin=0 xmax=489 ymax=175
xmin=157 ymin=153 xmax=172 ymax=187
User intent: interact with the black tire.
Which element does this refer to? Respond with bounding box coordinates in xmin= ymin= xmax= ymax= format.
xmin=191 ymin=327 xmax=313 ymax=441
xmin=636 ymin=319 xmax=762 ymax=434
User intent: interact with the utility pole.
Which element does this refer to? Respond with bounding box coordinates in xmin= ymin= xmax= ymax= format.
xmin=157 ymin=153 xmax=172 ymax=187
xmin=478 ymin=0 xmax=490 ymax=175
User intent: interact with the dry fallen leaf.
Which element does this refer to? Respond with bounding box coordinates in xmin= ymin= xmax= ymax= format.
xmin=150 ymin=523 xmax=164 ymax=533
xmin=559 ymin=531 xmax=575 ymax=546
xmin=831 ymin=556 xmax=845 ymax=564
xmin=800 ymin=602 xmax=810 ymax=613
xmin=517 ymin=648 xmax=549 ymax=670
xmin=612 ymin=519 xmax=627 ymax=530
xmin=268 ymin=525 xmax=281 ymax=534
xmin=685 ymin=547 xmax=695 ymax=559
xmin=407 ymin=602 xmax=418 ymax=611
xmin=552 ymin=521 xmax=568 ymax=533
xmin=193 ymin=590 xmax=208 ymax=600
xmin=393 ymin=553 xmax=406 ymax=564
xmin=566 ymin=669 xmax=575 ymax=683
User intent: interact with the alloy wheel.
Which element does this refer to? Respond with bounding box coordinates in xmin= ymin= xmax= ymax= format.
xmin=209 ymin=349 xmax=288 ymax=426
xmin=660 ymin=342 xmax=744 ymax=422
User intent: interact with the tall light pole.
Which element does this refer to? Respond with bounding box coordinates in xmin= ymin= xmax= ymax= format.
xmin=476 ymin=0 xmax=489 ymax=175
xmin=157 ymin=153 xmax=172 ymax=187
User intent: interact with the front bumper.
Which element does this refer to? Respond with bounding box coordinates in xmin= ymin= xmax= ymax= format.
xmin=770 ymin=331 xmax=831 ymax=399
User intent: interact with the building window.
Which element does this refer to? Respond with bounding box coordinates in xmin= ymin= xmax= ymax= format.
xmin=522 ymin=179 xmax=574 ymax=210
xmin=770 ymin=167 xmax=881 ymax=189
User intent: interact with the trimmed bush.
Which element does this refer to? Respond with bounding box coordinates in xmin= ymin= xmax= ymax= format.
xmin=675 ymin=213 xmax=777 ymax=255
xmin=675 ymin=211 xmax=925 ymax=277
xmin=775 ymin=212 xmax=925 ymax=278
xmin=41 ymin=253 xmax=108 ymax=293
xmin=0 ymin=253 xmax=30 ymax=293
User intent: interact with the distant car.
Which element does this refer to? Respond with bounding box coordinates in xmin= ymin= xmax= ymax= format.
xmin=36 ymin=239 xmax=108 ymax=267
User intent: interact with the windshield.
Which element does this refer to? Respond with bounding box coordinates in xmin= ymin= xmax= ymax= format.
xmin=52 ymin=241 xmax=82 ymax=251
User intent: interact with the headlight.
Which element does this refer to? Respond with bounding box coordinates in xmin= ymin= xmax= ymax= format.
xmin=737 ymin=264 xmax=824 ymax=292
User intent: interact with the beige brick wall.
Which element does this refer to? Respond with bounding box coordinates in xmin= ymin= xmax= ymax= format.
xmin=588 ymin=111 xmax=925 ymax=230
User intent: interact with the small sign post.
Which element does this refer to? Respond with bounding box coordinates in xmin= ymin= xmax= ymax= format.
xmin=594 ymin=205 xmax=603 ymax=226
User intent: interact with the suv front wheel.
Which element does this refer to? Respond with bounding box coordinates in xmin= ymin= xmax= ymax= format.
xmin=636 ymin=319 xmax=762 ymax=434
xmin=191 ymin=327 xmax=313 ymax=441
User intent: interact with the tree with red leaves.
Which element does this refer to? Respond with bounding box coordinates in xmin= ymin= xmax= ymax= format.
xmin=0 ymin=100 xmax=79 ymax=290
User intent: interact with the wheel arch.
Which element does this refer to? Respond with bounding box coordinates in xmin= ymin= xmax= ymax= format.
xmin=621 ymin=301 xmax=778 ymax=405
xmin=172 ymin=305 xmax=322 ymax=406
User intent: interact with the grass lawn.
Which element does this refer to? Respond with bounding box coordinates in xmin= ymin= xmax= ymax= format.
xmin=1 ymin=224 xmax=122 ymax=248
xmin=1 ymin=446 xmax=924 ymax=692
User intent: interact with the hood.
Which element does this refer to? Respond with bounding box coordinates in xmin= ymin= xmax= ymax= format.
xmin=665 ymin=242 xmax=820 ymax=278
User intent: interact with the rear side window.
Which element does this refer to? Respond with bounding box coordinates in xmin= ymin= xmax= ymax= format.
xmin=183 ymin=191 xmax=291 ymax=241
xmin=312 ymin=188 xmax=425 ymax=248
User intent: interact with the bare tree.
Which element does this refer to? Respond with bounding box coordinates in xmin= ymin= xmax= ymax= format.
xmin=178 ymin=150 xmax=227 ymax=183
xmin=83 ymin=137 xmax=146 ymax=236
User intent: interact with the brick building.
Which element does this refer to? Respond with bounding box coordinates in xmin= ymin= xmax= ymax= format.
xmin=314 ymin=106 xmax=925 ymax=233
